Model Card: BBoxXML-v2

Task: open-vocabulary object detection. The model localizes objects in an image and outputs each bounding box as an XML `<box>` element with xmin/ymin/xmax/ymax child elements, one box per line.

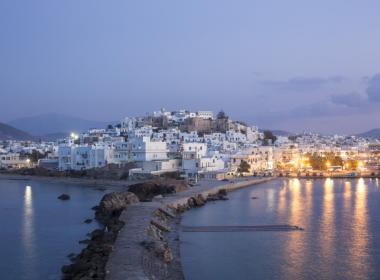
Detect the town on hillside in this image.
<box><xmin>1</xmin><ymin>109</ymin><xmax>380</xmax><ymax>179</ymax></box>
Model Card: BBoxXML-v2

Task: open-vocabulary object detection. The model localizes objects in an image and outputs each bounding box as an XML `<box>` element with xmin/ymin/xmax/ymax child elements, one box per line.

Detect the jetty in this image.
<box><xmin>182</xmin><ymin>224</ymin><xmax>304</xmax><ymax>232</ymax></box>
<box><xmin>105</xmin><ymin>177</ymin><xmax>275</xmax><ymax>280</ymax></box>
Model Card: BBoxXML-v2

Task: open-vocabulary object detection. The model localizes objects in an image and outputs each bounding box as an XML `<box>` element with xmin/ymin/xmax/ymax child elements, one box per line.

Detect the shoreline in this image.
<box><xmin>286</xmin><ymin>175</ymin><xmax>380</xmax><ymax>179</ymax></box>
<box><xmin>105</xmin><ymin>177</ymin><xmax>275</xmax><ymax>280</ymax></box>
<box><xmin>0</xmin><ymin>173</ymin><xmax>145</xmax><ymax>192</ymax></box>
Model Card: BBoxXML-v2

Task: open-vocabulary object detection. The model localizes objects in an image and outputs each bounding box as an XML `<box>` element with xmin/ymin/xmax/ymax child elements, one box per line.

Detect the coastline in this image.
<box><xmin>0</xmin><ymin>173</ymin><xmax>145</xmax><ymax>192</ymax></box>
<box><xmin>105</xmin><ymin>177</ymin><xmax>275</xmax><ymax>280</ymax></box>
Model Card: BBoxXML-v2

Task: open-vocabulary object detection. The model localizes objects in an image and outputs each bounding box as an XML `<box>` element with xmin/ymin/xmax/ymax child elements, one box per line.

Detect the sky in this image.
<box><xmin>1</xmin><ymin>0</ymin><xmax>380</xmax><ymax>134</ymax></box>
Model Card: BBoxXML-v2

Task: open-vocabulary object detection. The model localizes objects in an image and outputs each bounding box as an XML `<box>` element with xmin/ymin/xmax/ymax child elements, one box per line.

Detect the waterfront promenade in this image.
<box><xmin>105</xmin><ymin>177</ymin><xmax>274</xmax><ymax>280</ymax></box>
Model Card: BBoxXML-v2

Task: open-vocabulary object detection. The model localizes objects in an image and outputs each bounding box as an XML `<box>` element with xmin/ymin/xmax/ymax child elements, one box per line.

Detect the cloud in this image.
<box><xmin>260</xmin><ymin>76</ymin><xmax>345</xmax><ymax>91</ymax></box>
<box><xmin>330</xmin><ymin>92</ymin><xmax>368</xmax><ymax>107</ymax></box>
<box><xmin>366</xmin><ymin>73</ymin><xmax>380</xmax><ymax>102</ymax></box>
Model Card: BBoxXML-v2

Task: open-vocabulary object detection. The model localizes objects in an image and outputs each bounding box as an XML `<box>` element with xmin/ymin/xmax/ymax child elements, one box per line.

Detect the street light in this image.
<box><xmin>326</xmin><ymin>161</ymin><xmax>331</xmax><ymax>176</ymax></box>
<box><xmin>70</xmin><ymin>132</ymin><xmax>79</xmax><ymax>140</ymax></box>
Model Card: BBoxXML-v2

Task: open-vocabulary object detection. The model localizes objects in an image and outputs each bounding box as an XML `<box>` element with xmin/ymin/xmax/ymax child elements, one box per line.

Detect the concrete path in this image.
<box><xmin>106</xmin><ymin>177</ymin><xmax>275</xmax><ymax>280</ymax></box>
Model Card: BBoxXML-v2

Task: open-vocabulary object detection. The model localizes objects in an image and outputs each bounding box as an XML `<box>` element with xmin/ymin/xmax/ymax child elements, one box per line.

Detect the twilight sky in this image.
<box><xmin>1</xmin><ymin>0</ymin><xmax>380</xmax><ymax>134</ymax></box>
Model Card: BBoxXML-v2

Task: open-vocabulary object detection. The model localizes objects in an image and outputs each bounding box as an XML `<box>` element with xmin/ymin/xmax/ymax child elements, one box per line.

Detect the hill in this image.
<box><xmin>0</xmin><ymin>122</ymin><xmax>35</xmax><ymax>141</ymax></box>
<box><xmin>8</xmin><ymin>113</ymin><xmax>111</xmax><ymax>135</ymax></box>
<box><xmin>357</xmin><ymin>128</ymin><xmax>380</xmax><ymax>139</ymax></box>
<box><xmin>39</xmin><ymin>132</ymin><xmax>70</xmax><ymax>141</ymax></box>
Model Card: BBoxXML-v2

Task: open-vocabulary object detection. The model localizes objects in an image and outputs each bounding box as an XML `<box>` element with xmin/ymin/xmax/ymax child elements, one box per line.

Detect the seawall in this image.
<box><xmin>105</xmin><ymin>177</ymin><xmax>274</xmax><ymax>280</ymax></box>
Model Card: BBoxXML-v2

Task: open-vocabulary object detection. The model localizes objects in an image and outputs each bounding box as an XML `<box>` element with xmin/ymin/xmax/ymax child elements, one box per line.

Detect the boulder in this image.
<box><xmin>95</xmin><ymin>191</ymin><xmax>139</xmax><ymax>224</ymax></box>
<box><xmin>58</xmin><ymin>194</ymin><xmax>70</xmax><ymax>200</ymax></box>
<box><xmin>207</xmin><ymin>189</ymin><xmax>228</xmax><ymax>201</ymax></box>
<box><xmin>188</xmin><ymin>194</ymin><xmax>206</xmax><ymax>207</ymax></box>
<box><xmin>128</xmin><ymin>179</ymin><xmax>188</xmax><ymax>201</ymax></box>
<box><xmin>84</xmin><ymin>219</ymin><xmax>93</xmax><ymax>224</ymax></box>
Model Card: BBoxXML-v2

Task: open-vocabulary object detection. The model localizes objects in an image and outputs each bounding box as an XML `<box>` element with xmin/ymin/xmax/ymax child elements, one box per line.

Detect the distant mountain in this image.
<box><xmin>39</xmin><ymin>132</ymin><xmax>70</xmax><ymax>141</ymax></box>
<box><xmin>0</xmin><ymin>122</ymin><xmax>35</xmax><ymax>141</ymax></box>
<box><xmin>8</xmin><ymin>113</ymin><xmax>112</xmax><ymax>135</ymax></box>
<box><xmin>357</xmin><ymin>128</ymin><xmax>380</xmax><ymax>139</ymax></box>
<box><xmin>259</xmin><ymin>129</ymin><xmax>293</xmax><ymax>137</ymax></box>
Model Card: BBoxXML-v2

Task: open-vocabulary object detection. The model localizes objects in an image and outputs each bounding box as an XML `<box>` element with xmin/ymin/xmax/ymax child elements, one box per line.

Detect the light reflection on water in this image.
<box><xmin>181</xmin><ymin>179</ymin><xmax>379</xmax><ymax>280</ymax></box>
<box><xmin>350</xmin><ymin>178</ymin><xmax>370</xmax><ymax>279</ymax></box>
<box><xmin>22</xmin><ymin>186</ymin><xmax>37</xmax><ymax>275</ymax></box>
<box><xmin>0</xmin><ymin>179</ymin><xmax>103</xmax><ymax>280</ymax></box>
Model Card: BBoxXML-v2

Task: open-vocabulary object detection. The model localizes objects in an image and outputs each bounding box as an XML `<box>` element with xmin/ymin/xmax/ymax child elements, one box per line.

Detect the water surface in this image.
<box><xmin>181</xmin><ymin>178</ymin><xmax>380</xmax><ymax>280</ymax></box>
<box><xmin>0</xmin><ymin>179</ymin><xmax>104</xmax><ymax>280</ymax></box>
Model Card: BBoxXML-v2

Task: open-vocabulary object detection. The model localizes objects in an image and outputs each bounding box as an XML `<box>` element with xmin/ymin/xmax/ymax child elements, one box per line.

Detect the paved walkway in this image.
<box><xmin>106</xmin><ymin>177</ymin><xmax>275</xmax><ymax>280</ymax></box>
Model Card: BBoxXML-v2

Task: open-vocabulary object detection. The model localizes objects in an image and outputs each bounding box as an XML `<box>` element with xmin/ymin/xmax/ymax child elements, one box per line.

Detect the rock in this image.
<box><xmin>67</xmin><ymin>253</ymin><xmax>76</xmax><ymax>261</ymax></box>
<box><xmin>151</xmin><ymin>219</ymin><xmax>171</xmax><ymax>232</ymax></box>
<box><xmin>128</xmin><ymin>179</ymin><xmax>189</xmax><ymax>201</ymax></box>
<box><xmin>188</xmin><ymin>194</ymin><xmax>206</xmax><ymax>207</ymax></box>
<box><xmin>62</xmin><ymin>191</ymin><xmax>139</xmax><ymax>280</ymax></box>
<box><xmin>251</xmin><ymin>196</ymin><xmax>259</xmax><ymax>199</ymax></box>
<box><xmin>153</xmin><ymin>242</ymin><xmax>173</xmax><ymax>263</ymax></box>
<box><xmin>58</xmin><ymin>194</ymin><xmax>70</xmax><ymax>200</ymax></box>
<box><xmin>218</xmin><ymin>189</ymin><xmax>227</xmax><ymax>196</ymax></box>
<box><xmin>153</xmin><ymin>194</ymin><xmax>164</xmax><ymax>200</ymax></box>
<box><xmin>84</xmin><ymin>219</ymin><xmax>93</xmax><ymax>224</ymax></box>
<box><xmin>141</xmin><ymin>240</ymin><xmax>173</xmax><ymax>263</ymax></box>
<box><xmin>207</xmin><ymin>189</ymin><xmax>228</xmax><ymax>201</ymax></box>
<box><xmin>95</xmin><ymin>191</ymin><xmax>139</xmax><ymax>224</ymax></box>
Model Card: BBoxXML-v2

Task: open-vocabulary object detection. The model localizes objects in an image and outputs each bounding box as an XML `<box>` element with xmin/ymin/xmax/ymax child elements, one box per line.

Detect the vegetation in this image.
<box><xmin>27</xmin><ymin>150</ymin><xmax>47</xmax><ymax>163</ymax></box>
<box><xmin>238</xmin><ymin>160</ymin><xmax>251</xmax><ymax>173</ymax></box>
<box><xmin>263</xmin><ymin>130</ymin><xmax>277</xmax><ymax>145</ymax></box>
<box><xmin>288</xmin><ymin>135</ymin><xmax>299</xmax><ymax>141</ymax></box>
<box><xmin>306</xmin><ymin>152</ymin><xmax>343</xmax><ymax>170</ymax></box>
<box><xmin>217</xmin><ymin>110</ymin><xmax>228</xmax><ymax>119</ymax></box>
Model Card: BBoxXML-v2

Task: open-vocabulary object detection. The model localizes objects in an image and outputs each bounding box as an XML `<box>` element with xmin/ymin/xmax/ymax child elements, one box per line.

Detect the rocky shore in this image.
<box><xmin>61</xmin><ymin>191</ymin><xmax>139</xmax><ymax>279</ymax></box>
<box><xmin>60</xmin><ymin>178</ymin><xmax>190</xmax><ymax>280</ymax></box>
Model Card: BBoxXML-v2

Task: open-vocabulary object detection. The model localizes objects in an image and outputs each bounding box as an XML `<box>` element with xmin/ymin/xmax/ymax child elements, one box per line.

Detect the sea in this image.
<box><xmin>181</xmin><ymin>178</ymin><xmax>380</xmax><ymax>280</ymax></box>
<box><xmin>0</xmin><ymin>178</ymin><xmax>104</xmax><ymax>280</ymax></box>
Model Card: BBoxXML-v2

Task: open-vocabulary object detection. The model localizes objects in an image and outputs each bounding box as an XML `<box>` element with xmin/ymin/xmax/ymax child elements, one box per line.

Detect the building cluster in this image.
<box><xmin>1</xmin><ymin>109</ymin><xmax>380</xmax><ymax>179</ymax></box>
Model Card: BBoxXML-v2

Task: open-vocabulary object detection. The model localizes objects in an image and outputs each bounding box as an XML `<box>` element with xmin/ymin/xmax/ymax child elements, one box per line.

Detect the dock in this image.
<box><xmin>182</xmin><ymin>224</ymin><xmax>304</xmax><ymax>232</ymax></box>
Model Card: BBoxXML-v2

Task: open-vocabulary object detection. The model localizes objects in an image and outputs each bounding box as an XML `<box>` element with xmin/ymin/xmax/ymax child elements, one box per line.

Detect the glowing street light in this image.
<box><xmin>70</xmin><ymin>132</ymin><xmax>79</xmax><ymax>140</ymax></box>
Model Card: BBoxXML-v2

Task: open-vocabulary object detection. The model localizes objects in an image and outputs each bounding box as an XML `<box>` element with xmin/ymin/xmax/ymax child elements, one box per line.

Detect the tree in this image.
<box><xmin>28</xmin><ymin>150</ymin><xmax>46</xmax><ymax>163</ymax></box>
<box><xmin>238</xmin><ymin>160</ymin><xmax>251</xmax><ymax>173</ymax></box>
<box><xmin>107</xmin><ymin>124</ymin><xmax>114</xmax><ymax>129</ymax></box>
<box><xmin>217</xmin><ymin>110</ymin><xmax>228</xmax><ymax>119</ymax></box>
<box><xmin>307</xmin><ymin>152</ymin><xmax>344</xmax><ymax>170</ymax></box>
<box><xmin>263</xmin><ymin>130</ymin><xmax>277</xmax><ymax>145</ymax></box>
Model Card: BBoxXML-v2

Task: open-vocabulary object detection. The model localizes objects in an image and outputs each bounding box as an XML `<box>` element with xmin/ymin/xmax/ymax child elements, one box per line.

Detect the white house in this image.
<box><xmin>0</xmin><ymin>153</ymin><xmax>31</xmax><ymax>169</ymax></box>
<box><xmin>196</xmin><ymin>111</ymin><xmax>214</xmax><ymax>119</ymax></box>
<box><xmin>58</xmin><ymin>145</ymin><xmax>107</xmax><ymax>171</ymax></box>
<box><xmin>129</xmin><ymin>137</ymin><xmax>168</xmax><ymax>162</ymax></box>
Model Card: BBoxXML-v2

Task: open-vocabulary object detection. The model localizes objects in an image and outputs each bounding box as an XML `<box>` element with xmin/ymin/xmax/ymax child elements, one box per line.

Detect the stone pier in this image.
<box><xmin>105</xmin><ymin>177</ymin><xmax>274</xmax><ymax>280</ymax></box>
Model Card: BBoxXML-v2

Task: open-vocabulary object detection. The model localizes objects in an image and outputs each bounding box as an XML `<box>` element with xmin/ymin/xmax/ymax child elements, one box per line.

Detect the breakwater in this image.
<box><xmin>182</xmin><ymin>225</ymin><xmax>304</xmax><ymax>232</ymax></box>
<box><xmin>105</xmin><ymin>177</ymin><xmax>274</xmax><ymax>280</ymax></box>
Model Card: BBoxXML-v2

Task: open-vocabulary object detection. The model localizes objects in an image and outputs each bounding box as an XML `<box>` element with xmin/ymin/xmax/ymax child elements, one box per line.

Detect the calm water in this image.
<box><xmin>0</xmin><ymin>179</ymin><xmax>104</xmax><ymax>280</ymax></box>
<box><xmin>181</xmin><ymin>178</ymin><xmax>380</xmax><ymax>280</ymax></box>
